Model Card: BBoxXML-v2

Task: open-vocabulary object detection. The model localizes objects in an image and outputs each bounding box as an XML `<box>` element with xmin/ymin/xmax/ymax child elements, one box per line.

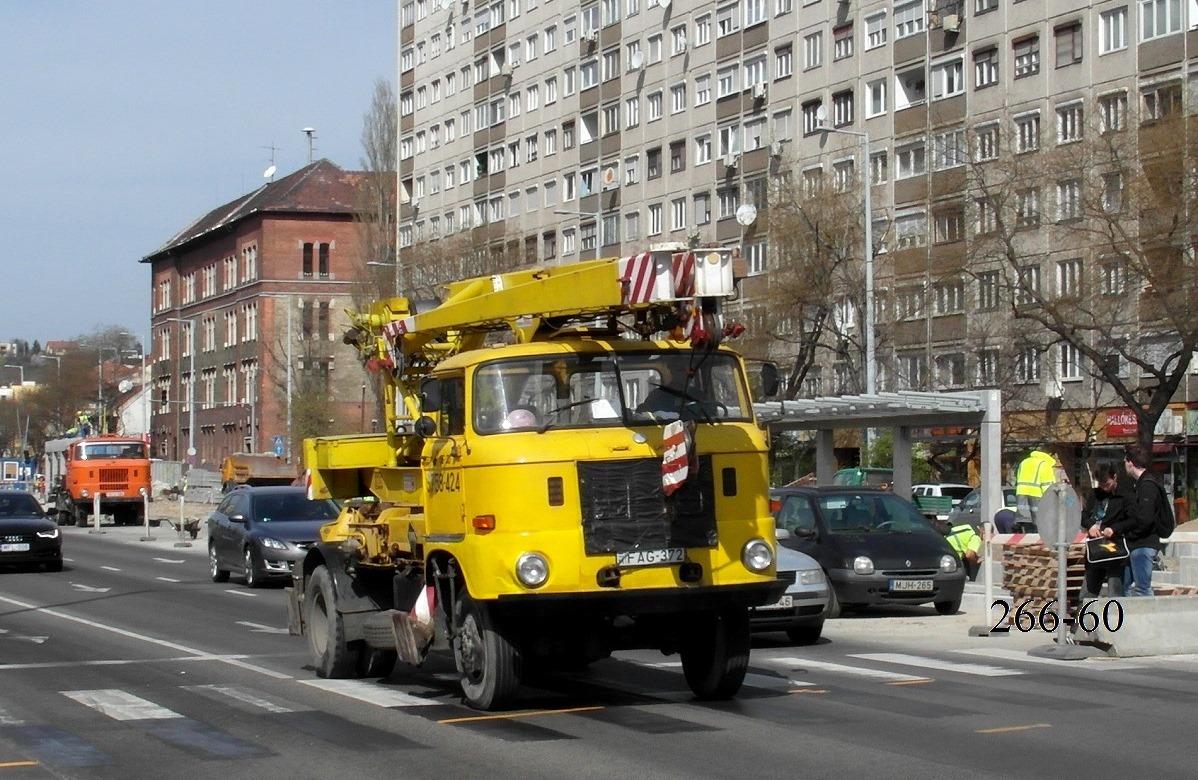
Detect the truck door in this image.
<box><xmin>421</xmin><ymin>376</ymin><xmax>467</xmax><ymax>539</ymax></box>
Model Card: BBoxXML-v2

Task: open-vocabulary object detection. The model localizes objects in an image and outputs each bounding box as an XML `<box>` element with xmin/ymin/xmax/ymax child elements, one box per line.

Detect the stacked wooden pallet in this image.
<box><xmin>1001</xmin><ymin>543</ymin><xmax>1086</xmax><ymax>612</ymax></box>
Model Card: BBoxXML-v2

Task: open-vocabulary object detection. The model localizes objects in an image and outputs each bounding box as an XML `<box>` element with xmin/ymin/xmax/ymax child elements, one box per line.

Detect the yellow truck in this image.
<box><xmin>284</xmin><ymin>244</ymin><xmax>783</xmax><ymax>709</ymax></box>
<box><xmin>219</xmin><ymin>453</ymin><xmax>297</xmax><ymax>493</ymax></box>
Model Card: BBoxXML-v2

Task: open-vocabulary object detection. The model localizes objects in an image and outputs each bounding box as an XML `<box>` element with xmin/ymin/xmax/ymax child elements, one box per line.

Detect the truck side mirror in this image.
<box><xmin>760</xmin><ymin>362</ymin><xmax>780</xmax><ymax>398</ymax></box>
<box><xmin>414</xmin><ymin>416</ymin><xmax>438</xmax><ymax>438</ymax></box>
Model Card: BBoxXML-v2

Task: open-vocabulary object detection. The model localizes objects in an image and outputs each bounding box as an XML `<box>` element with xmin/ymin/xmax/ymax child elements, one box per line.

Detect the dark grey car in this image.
<box><xmin>207</xmin><ymin>486</ymin><xmax>339</xmax><ymax>588</ymax></box>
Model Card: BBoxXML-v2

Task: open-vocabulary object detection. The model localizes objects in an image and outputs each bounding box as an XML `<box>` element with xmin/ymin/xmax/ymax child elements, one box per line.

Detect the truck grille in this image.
<box><xmin>98</xmin><ymin>468</ymin><xmax>130</xmax><ymax>491</ymax></box>
<box><xmin>577</xmin><ymin>457</ymin><xmax>717</xmax><ymax>555</ymax></box>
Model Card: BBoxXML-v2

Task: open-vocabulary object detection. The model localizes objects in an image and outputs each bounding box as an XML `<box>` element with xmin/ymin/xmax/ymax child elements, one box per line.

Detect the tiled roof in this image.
<box><xmin>142</xmin><ymin>159</ymin><xmax>366</xmax><ymax>262</ymax></box>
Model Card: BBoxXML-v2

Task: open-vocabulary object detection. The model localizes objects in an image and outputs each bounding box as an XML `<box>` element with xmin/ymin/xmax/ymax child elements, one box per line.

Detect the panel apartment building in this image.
<box><xmin>400</xmin><ymin>0</ymin><xmax>1198</xmax><ymax>492</ymax></box>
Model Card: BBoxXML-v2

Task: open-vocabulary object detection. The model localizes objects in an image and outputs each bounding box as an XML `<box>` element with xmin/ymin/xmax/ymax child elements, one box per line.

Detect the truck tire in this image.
<box><xmin>305</xmin><ymin>566</ymin><xmax>358</xmax><ymax>678</ymax></box>
<box><xmin>74</xmin><ymin>505</ymin><xmax>89</xmax><ymax>528</ymax></box>
<box><xmin>679</xmin><ymin>607</ymin><xmax>750</xmax><ymax>701</ymax></box>
<box><xmin>453</xmin><ymin>591</ymin><xmax>521</xmax><ymax>710</ymax></box>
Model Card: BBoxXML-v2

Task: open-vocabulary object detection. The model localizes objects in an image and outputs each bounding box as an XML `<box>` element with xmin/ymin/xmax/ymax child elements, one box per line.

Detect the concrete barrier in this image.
<box><xmin>1077</xmin><ymin>595</ymin><xmax>1198</xmax><ymax>657</ymax></box>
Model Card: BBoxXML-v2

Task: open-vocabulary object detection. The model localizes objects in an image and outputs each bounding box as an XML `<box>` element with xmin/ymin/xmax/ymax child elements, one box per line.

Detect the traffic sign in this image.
<box><xmin>273</xmin><ymin>436</ymin><xmax>285</xmax><ymax>456</ymax></box>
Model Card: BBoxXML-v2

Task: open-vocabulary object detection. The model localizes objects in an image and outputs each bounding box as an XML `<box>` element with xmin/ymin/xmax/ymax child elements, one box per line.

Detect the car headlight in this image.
<box><xmin>259</xmin><ymin>537</ymin><xmax>287</xmax><ymax>550</ymax></box>
<box><xmin>36</xmin><ymin>528</ymin><xmax>60</xmax><ymax>539</ymax></box>
<box><xmin>741</xmin><ymin>538</ymin><xmax>773</xmax><ymax>572</ymax></box>
<box><xmin>515</xmin><ymin>552</ymin><xmax>549</xmax><ymax>588</ymax></box>
<box><xmin>853</xmin><ymin>556</ymin><xmax>875</xmax><ymax>575</ymax></box>
<box><xmin>940</xmin><ymin>554</ymin><xmax>959</xmax><ymax>573</ymax></box>
<box><xmin>798</xmin><ymin>568</ymin><xmax>825</xmax><ymax>586</ymax></box>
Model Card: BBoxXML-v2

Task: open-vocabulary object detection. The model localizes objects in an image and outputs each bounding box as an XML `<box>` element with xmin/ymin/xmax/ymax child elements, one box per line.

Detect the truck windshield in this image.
<box><xmin>472</xmin><ymin>351</ymin><xmax>751</xmax><ymax>434</ymax></box>
<box><xmin>76</xmin><ymin>443</ymin><xmax>148</xmax><ymax>460</ymax></box>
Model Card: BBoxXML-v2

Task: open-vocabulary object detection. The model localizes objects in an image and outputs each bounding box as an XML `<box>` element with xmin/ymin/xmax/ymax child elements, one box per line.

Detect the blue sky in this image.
<box><xmin>1</xmin><ymin>1</ymin><xmax>395</xmax><ymax>344</ymax></box>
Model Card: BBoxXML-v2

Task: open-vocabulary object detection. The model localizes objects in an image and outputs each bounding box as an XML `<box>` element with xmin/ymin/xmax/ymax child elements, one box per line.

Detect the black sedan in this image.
<box><xmin>0</xmin><ymin>491</ymin><xmax>63</xmax><ymax>572</ymax></box>
<box><xmin>771</xmin><ymin>486</ymin><xmax>966</xmax><ymax>617</ymax></box>
<box><xmin>207</xmin><ymin>485</ymin><xmax>340</xmax><ymax>588</ymax></box>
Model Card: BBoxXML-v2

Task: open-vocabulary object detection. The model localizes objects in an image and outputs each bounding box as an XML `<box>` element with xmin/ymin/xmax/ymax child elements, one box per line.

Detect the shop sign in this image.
<box><xmin>1105</xmin><ymin>408</ymin><xmax>1138</xmax><ymax>438</ymax></box>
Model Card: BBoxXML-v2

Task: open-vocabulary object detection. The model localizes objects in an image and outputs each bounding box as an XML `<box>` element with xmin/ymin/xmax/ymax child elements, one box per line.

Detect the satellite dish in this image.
<box><xmin>263</xmin><ymin>164</ymin><xmax>277</xmax><ymax>179</ymax></box>
<box><xmin>814</xmin><ymin>104</ymin><xmax>828</xmax><ymax>126</ymax></box>
<box><xmin>735</xmin><ymin>204</ymin><xmax>758</xmax><ymax>227</ymax></box>
<box><xmin>118</xmin><ymin>379</ymin><xmax>134</xmax><ymax>394</ymax></box>
<box><xmin>660</xmin><ymin>0</ymin><xmax>671</xmax><ymax>9</ymax></box>
<box><xmin>630</xmin><ymin>50</ymin><xmax>644</xmax><ymax>70</ymax></box>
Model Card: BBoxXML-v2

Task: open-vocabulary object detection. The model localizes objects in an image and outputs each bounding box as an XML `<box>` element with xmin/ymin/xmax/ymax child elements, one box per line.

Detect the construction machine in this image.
<box><xmin>284</xmin><ymin>244</ymin><xmax>783</xmax><ymax>709</ymax></box>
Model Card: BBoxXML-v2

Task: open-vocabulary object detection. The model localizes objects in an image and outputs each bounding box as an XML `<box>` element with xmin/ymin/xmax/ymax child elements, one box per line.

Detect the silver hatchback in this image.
<box><xmin>750</xmin><ymin>544</ymin><xmax>829</xmax><ymax>644</ymax></box>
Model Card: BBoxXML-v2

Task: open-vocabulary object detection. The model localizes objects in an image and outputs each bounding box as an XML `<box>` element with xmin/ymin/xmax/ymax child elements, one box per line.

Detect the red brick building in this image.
<box><xmin>142</xmin><ymin>160</ymin><xmax>373</xmax><ymax>469</ymax></box>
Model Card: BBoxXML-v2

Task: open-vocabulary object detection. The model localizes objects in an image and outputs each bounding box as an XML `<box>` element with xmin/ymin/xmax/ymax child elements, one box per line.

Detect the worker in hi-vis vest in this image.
<box><xmin>945</xmin><ymin>522</ymin><xmax>982</xmax><ymax>581</ymax></box>
<box><xmin>1015</xmin><ymin>448</ymin><xmax>1060</xmax><ymax>528</ymax></box>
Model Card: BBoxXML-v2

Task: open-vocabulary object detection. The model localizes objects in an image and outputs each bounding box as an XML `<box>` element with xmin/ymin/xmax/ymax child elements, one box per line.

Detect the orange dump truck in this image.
<box><xmin>42</xmin><ymin>435</ymin><xmax>152</xmax><ymax>526</ymax></box>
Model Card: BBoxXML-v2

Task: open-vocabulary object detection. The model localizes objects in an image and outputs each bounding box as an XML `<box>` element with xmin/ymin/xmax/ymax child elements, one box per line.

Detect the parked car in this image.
<box><xmin>832</xmin><ymin>468</ymin><xmax>893</xmax><ymax>488</ymax></box>
<box><xmin>944</xmin><ymin>486</ymin><xmax>1020</xmax><ymax>530</ymax></box>
<box><xmin>750</xmin><ymin>545</ymin><xmax>828</xmax><ymax>644</ymax></box>
<box><xmin>207</xmin><ymin>485</ymin><xmax>340</xmax><ymax>587</ymax></box>
<box><xmin>911</xmin><ymin>483</ymin><xmax>975</xmax><ymax>520</ymax></box>
<box><xmin>770</xmin><ymin>486</ymin><xmax>966</xmax><ymax>617</ymax></box>
<box><xmin>0</xmin><ymin>491</ymin><xmax>62</xmax><ymax>572</ymax></box>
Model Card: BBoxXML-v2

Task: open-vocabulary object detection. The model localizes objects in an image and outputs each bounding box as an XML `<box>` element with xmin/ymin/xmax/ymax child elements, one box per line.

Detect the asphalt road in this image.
<box><xmin>1</xmin><ymin>524</ymin><xmax>1196</xmax><ymax>779</ymax></box>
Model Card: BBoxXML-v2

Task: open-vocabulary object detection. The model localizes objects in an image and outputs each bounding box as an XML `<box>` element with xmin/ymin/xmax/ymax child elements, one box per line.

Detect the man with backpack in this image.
<box><xmin>1122</xmin><ymin>443</ymin><xmax>1176</xmax><ymax>597</ymax></box>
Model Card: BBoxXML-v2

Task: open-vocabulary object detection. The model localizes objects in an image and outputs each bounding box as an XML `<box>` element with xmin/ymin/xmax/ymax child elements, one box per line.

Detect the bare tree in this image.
<box><xmin>966</xmin><ymin>103</ymin><xmax>1198</xmax><ymax>450</ymax></box>
<box><xmin>353</xmin><ymin>78</ymin><xmax>399</xmax><ymax>309</ymax></box>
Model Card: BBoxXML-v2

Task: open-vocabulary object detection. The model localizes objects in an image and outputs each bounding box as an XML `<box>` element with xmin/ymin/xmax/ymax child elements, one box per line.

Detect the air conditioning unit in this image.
<box><xmin>582</xmin><ymin>30</ymin><xmax>598</xmax><ymax>43</ymax></box>
<box><xmin>769</xmin><ymin>141</ymin><xmax>784</xmax><ymax>158</ymax></box>
<box><xmin>752</xmin><ymin>83</ymin><xmax>767</xmax><ymax>100</ymax></box>
<box><xmin>722</xmin><ymin>153</ymin><xmax>740</xmax><ymax>169</ymax></box>
<box><xmin>942</xmin><ymin>13</ymin><xmax>960</xmax><ymax>32</ymax></box>
<box><xmin>499</xmin><ymin>63</ymin><xmax>514</xmax><ymax>78</ymax></box>
<box><xmin>411</xmin><ymin>198</ymin><xmax>421</xmax><ymax>211</ymax></box>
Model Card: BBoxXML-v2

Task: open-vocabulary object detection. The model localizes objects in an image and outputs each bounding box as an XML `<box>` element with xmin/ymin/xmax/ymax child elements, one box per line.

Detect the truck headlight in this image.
<box><xmin>741</xmin><ymin>538</ymin><xmax>773</xmax><ymax>572</ymax></box>
<box><xmin>515</xmin><ymin>552</ymin><xmax>549</xmax><ymax>588</ymax></box>
<box><xmin>940</xmin><ymin>554</ymin><xmax>959</xmax><ymax>573</ymax></box>
<box><xmin>853</xmin><ymin>556</ymin><xmax>875</xmax><ymax>575</ymax></box>
<box><xmin>81</xmin><ymin>489</ymin><xmax>90</xmax><ymax>498</ymax></box>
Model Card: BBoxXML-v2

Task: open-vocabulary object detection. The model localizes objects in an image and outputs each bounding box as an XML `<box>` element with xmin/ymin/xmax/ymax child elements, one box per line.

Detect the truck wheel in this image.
<box><xmin>679</xmin><ymin>607</ymin><xmax>750</xmax><ymax>701</ymax></box>
<box><xmin>74</xmin><ymin>506</ymin><xmax>89</xmax><ymax>528</ymax></box>
<box><xmin>305</xmin><ymin>566</ymin><xmax>358</xmax><ymax>678</ymax></box>
<box><xmin>209</xmin><ymin>544</ymin><xmax>229</xmax><ymax>583</ymax></box>
<box><xmin>453</xmin><ymin>591</ymin><xmax>521</xmax><ymax>710</ymax></box>
<box><xmin>356</xmin><ymin>649</ymin><xmax>397</xmax><ymax>679</ymax></box>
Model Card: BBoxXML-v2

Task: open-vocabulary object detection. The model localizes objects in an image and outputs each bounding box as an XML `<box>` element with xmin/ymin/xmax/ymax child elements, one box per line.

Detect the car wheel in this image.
<box><xmin>209</xmin><ymin>544</ymin><xmax>229</xmax><ymax>583</ymax></box>
<box><xmin>785</xmin><ymin>622</ymin><xmax>823</xmax><ymax>645</ymax></box>
<box><xmin>935</xmin><ymin>598</ymin><xmax>961</xmax><ymax>615</ymax></box>
<box><xmin>825</xmin><ymin>586</ymin><xmax>842</xmax><ymax>619</ymax></box>
<box><xmin>243</xmin><ymin>546</ymin><xmax>266</xmax><ymax>588</ymax></box>
<box><xmin>305</xmin><ymin>565</ymin><xmax>358</xmax><ymax>679</ymax></box>
<box><xmin>453</xmin><ymin>590</ymin><xmax>522</xmax><ymax>711</ymax></box>
<box><xmin>679</xmin><ymin>607</ymin><xmax>750</xmax><ymax>701</ymax></box>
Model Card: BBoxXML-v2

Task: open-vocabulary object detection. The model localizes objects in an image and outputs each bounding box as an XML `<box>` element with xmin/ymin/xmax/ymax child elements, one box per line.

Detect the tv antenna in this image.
<box><xmin>303</xmin><ymin>127</ymin><xmax>317</xmax><ymax>163</ymax></box>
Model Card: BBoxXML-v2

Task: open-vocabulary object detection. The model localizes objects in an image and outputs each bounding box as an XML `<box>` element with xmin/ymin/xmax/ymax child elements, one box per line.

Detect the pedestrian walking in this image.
<box><xmin>1122</xmin><ymin>443</ymin><xmax>1172</xmax><ymax>597</ymax></box>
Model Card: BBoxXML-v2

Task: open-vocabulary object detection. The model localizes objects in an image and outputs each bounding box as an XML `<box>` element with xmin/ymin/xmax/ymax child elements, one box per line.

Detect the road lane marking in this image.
<box><xmin>745</xmin><ymin>672</ymin><xmax>816</xmax><ymax>689</ymax></box>
<box><xmin>156</xmin><ymin>577</ymin><xmax>181</xmax><ymax>583</ymax></box>
<box><xmin>299</xmin><ymin>679</ymin><xmax>442</xmax><ymax>707</ymax></box>
<box><xmin>0</xmin><ymin>705</ymin><xmax>22</xmax><ymax>725</ymax></box>
<box><xmin>152</xmin><ymin>558</ymin><xmax>185</xmax><ymax>564</ymax></box>
<box><xmin>184</xmin><ymin>684</ymin><xmax>300</xmax><ymax>714</ymax></box>
<box><xmin>0</xmin><ymin>761</ymin><xmax>39</xmax><ymax>768</ymax></box>
<box><xmin>100</xmin><ymin>566</ymin><xmax>121</xmax><ymax>572</ymax></box>
<box><xmin>224</xmin><ymin>590</ymin><xmax>258</xmax><ymax>597</ymax></box>
<box><xmin>0</xmin><ymin>655</ymin><xmax>255</xmax><ymax>671</ymax></box>
<box><xmin>63</xmin><ymin>690</ymin><xmax>180</xmax><ymax>721</ymax></box>
<box><xmin>0</xmin><ymin>595</ymin><xmax>291</xmax><ymax>680</ymax></box>
<box><xmin>787</xmin><ymin>688</ymin><xmax>828</xmax><ymax>695</ymax></box>
<box><xmin>236</xmin><ymin>621</ymin><xmax>289</xmax><ymax>634</ymax></box>
<box><xmin>853</xmin><ymin>653</ymin><xmax>1023</xmax><ymax>677</ymax></box>
<box><xmin>69</xmin><ymin>583</ymin><xmax>111</xmax><ymax>593</ymax></box>
<box><xmin>770</xmin><ymin>657</ymin><xmax>932</xmax><ymax>683</ymax></box>
<box><xmin>886</xmin><ymin>679</ymin><xmax>935</xmax><ymax>686</ymax></box>
<box><xmin>439</xmin><ymin>705</ymin><xmax>604</xmax><ymax>724</ymax></box>
<box><xmin>977</xmin><ymin>723</ymin><xmax>1052</xmax><ymax>734</ymax></box>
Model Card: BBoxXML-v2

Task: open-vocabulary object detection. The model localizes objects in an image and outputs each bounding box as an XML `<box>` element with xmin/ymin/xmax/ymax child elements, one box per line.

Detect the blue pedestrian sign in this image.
<box><xmin>273</xmin><ymin>436</ymin><xmax>285</xmax><ymax>456</ymax></box>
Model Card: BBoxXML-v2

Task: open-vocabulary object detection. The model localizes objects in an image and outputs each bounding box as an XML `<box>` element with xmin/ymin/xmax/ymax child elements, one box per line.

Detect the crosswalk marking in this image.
<box><xmin>852</xmin><ymin>653</ymin><xmax>1023</xmax><ymax>677</ymax></box>
<box><xmin>63</xmin><ymin>690</ymin><xmax>180</xmax><ymax>720</ymax></box>
<box><xmin>768</xmin><ymin>656</ymin><xmax>931</xmax><ymax>683</ymax></box>
<box><xmin>954</xmin><ymin>648</ymin><xmax>1145</xmax><ymax>670</ymax></box>
<box><xmin>0</xmin><ymin>704</ymin><xmax>23</xmax><ymax>726</ymax></box>
<box><xmin>184</xmin><ymin>684</ymin><xmax>300</xmax><ymax>714</ymax></box>
<box><xmin>299</xmin><ymin>679</ymin><xmax>442</xmax><ymax>707</ymax></box>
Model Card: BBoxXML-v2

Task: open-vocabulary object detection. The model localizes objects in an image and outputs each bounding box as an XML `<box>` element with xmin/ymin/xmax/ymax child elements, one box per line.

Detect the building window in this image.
<box><xmin>1100</xmin><ymin>7</ymin><xmax>1128</xmax><ymax>53</ymax></box>
<box><xmin>894</xmin><ymin>1</ymin><xmax>924</xmax><ymax>39</ymax></box>
<box><xmin>832</xmin><ymin>158</ymin><xmax>855</xmax><ymax>193</ymax></box>
<box><xmin>1014</xmin><ymin>36</ymin><xmax>1040</xmax><ymax>78</ymax></box>
<box><xmin>718</xmin><ymin>186</ymin><xmax>740</xmax><ymax>218</ymax></box>
<box><xmin>670</xmin><ymin>140</ymin><xmax>686</xmax><ymax>173</ymax></box>
<box><xmin>1056</xmin><ymin>257</ymin><xmax>1082</xmax><ymax>298</ymax></box>
<box><xmin>696</xmin><ymin>74</ymin><xmax>712</xmax><ymax>105</ymax></box>
<box><xmin>717</xmin><ymin>2</ymin><xmax>740</xmax><ymax>36</ymax></box>
<box><xmin>833</xmin><ymin>25</ymin><xmax>853</xmax><ymax>60</ymax></box>
<box><xmin>870</xmin><ymin>150</ymin><xmax>888</xmax><ymax>185</ymax></box>
<box><xmin>623</xmin><ymin>212</ymin><xmax>640</xmax><ymax>241</ymax></box>
<box><xmin>1099</xmin><ymin>91</ymin><xmax>1128</xmax><ymax>132</ymax></box>
<box><xmin>746</xmin><ymin>240</ymin><xmax>767</xmax><ymax>275</ymax></box>
<box><xmin>1016</xmin><ymin>188</ymin><xmax>1041</xmax><ymax>228</ymax></box>
<box><xmin>895</xmin><ymin>140</ymin><xmax>926</xmax><ymax>179</ymax></box>
<box><xmin>935</xmin><ymin>353</ymin><xmax>966</xmax><ymax>389</ymax></box>
<box><xmin>931</xmin><ymin>58</ymin><xmax>963</xmax><ymax>100</ymax></box>
<box><xmin>695</xmin><ymin>134</ymin><xmax>712</xmax><ymax>165</ymax></box>
<box><xmin>1102</xmin><ymin>172</ymin><xmax>1124</xmax><ymax>213</ymax></box>
<box><xmin>975</xmin><ymin>0</ymin><xmax>997</xmax><ymax>13</ymax></box>
<box><xmin>866</xmin><ymin>78</ymin><xmax>886</xmax><ymax>117</ymax></box>
<box><xmin>978</xmin><ymin>270</ymin><xmax>1001</xmax><ymax>310</ymax></box>
<box><xmin>671</xmin><ymin>83</ymin><xmax>687</xmax><ymax>113</ymax></box>
<box><xmin>1101</xmin><ymin>257</ymin><xmax>1127</xmax><ymax>295</ymax></box>
<box><xmin>974</xmin><ymin>122</ymin><xmax>999</xmax><ymax>161</ymax></box>
<box><xmin>647</xmin><ymin>146</ymin><xmax>662</xmax><ymax>178</ymax></box>
<box><xmin>671</xmin><ymin>198</ymin><xmax>687</xmax><ymax>231</ymax></box>
<box><xmin>1057</xmin><ymin>102</ymin><xmax>1083</xmax><ymax>143</ymax></box>
<box><xmin>648</xmin><ymin>90</ymin><xmax>663</xmax><ymax>121</ymax></box>
<box><xmin>803</xmin><ymin>31</ymin><xmax>821</xmax><ymax>69</ymax></box>
<box><xmin>975</xmin><ymin>197</ymin><xmax>997</xmax><ymax>235</ymax></box>
<box><xmin>648</xmin><ymin>202</ymin><xmax>663</xmax><ymax>234</ymax></box>
<box><xmin>1142</xmin><ymin>81</ymin><xmax>1182</xmax><ymax>123</ymax></box>
<box><xmin>832</xmin><ymin>90</ymin><xmax>854</xmax><ymax>126</ymax></box>
<box><xmin>694</xmin><ymin>192</ymin><xmax>712</xmax><ymax>224</ymax></box>
<box><xmin>1017</xmin><ymin>264</ymin><xmax>1042</xmax><ymax>304</ymax></box>
<box><xmin>978</xmin><ymin>348</ymin><xmax>1000</xmax><ymax>386</ymax></box>
<box><xmin>899</xmin><ymin>354</ymin><xmax>927</xmax><ymax>390</ymax></box>
<box><xmin>695</xmin><ymin>14</ymin><xmax>712</xmax><ymax>45</ymax></box>
<box><xmin>1056</xmin><ymin>179</ymin><xmax>1083</xmax><ymax>221</ymax></box>
<box><xmin>933</xmin><ymin>210</ymin><xmax>964</xmax><ymax>244</ymax></box>
<box><xmin>932</xmin><ymin>128</ymin><xmax>966</xmax><ymax>170</ymax></box>
<box><xmin>1015</xmin><ymin>347</ymin><xmax>1041</xmax><ymax>384</ymax></box>
<box><xmin>865</xmin><ymin>12</ymin><xmax>887</xmax><ymax>49</ymax></box>
<box><xmin>1059</xmin><ymin>343</ymin><xmax>1081</xmax><ymax>380</ymax></box>
<box><xmin>974</xmin><ymin>47</ymin><xmax>998</xmax><ymax>88</ymax></box>
<box><xmin>1141</xmin><ymin>0</ymin><xmax>1181</xmax><ymax>40</ymax></box>
<box><xmin>895</xmin><ymin>211</ymin><xmax>927</xmax><ymax>248</ymax></box>
<box><xmin>1015</xmin><ymin>112</ymin><xmax>1040</xmax><ymax>153</ymax></box>
<box><xmin>1054</xmin><ymin>22</ymin><xmax>1083</xmax><ymax>68</ymax></box>
<box><xmin>802</xmin><ymin>100</ymin><xmax>823</xmax><ymax>135</ymax></box>
<box><xmin>775</xmin><ymin>45</ymin><xmax>793</xmax><ymax>78</ymax></box>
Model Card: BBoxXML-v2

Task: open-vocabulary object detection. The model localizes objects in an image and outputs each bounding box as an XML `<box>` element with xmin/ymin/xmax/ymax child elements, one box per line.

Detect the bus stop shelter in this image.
<box><xmin>754</xmin><ymin>389</ymin><xmax>1003</xmax><ymax>526</ymax></box>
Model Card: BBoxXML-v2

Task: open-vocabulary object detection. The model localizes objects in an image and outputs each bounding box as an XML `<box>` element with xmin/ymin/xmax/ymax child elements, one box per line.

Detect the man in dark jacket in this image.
<box><xmin>1122</xmin><ymin>443</ymin><xmax>1164</xmax><ymax>597</ymax></box>
<box><xmin>1079</xmin><ymin>464</ymin><xmax>1131</xmax><ymax>601</ymax></box>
